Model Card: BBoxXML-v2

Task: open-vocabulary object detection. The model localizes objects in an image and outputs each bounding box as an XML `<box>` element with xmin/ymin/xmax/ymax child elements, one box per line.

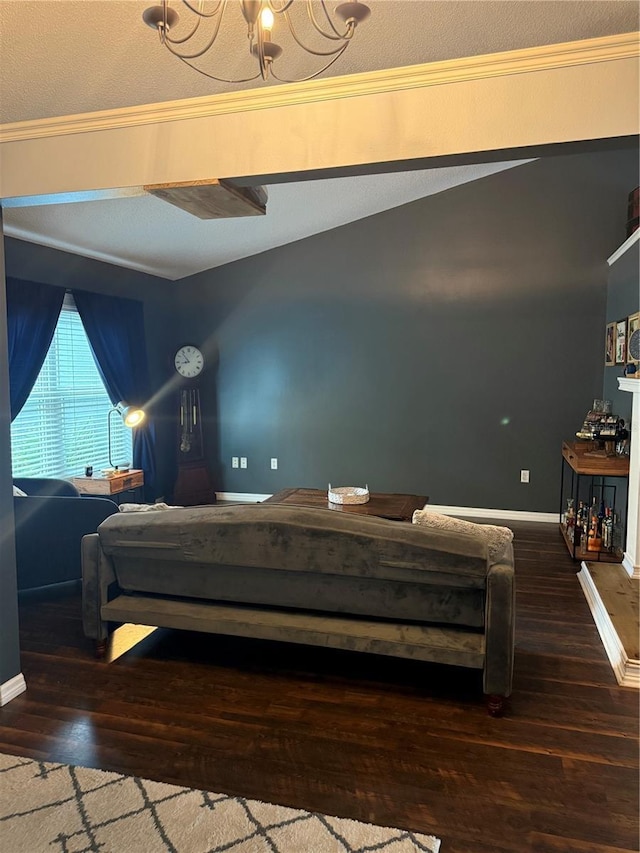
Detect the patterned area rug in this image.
<box><xmin>0</xmin><ymin>752</ymin><xmax>441</xmax><ymax>852</ymax></box>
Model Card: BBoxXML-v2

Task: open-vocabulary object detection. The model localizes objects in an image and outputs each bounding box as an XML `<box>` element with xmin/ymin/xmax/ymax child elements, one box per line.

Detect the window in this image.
<box><xmin>11</xmin><ymin>294</ymin><xmax>132</xmax><ymax>478</ymax></box>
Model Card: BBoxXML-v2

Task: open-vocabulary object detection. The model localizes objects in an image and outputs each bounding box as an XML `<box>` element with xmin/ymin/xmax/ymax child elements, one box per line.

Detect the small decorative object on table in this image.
<box><xmin>327</xmin><ymin>484</ymin><xmax>370</xmax><ymax>505</ymax></box>
<box><xmin>575</xmin><ymin>400</ymin><xmax>627</xmax><ymax>456</ymax></box>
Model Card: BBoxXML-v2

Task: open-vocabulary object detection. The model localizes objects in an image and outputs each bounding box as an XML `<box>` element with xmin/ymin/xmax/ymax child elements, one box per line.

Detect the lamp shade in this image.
<box><xmin>120</xmin><ymin>404</ymin><xmax>146</xmax><ymax>428</ymax></box>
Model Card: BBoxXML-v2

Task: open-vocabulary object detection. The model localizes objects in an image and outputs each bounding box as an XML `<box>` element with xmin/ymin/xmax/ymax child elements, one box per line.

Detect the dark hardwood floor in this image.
<box><xmin>1</xmin><ymin>520</ymin><xmax>638</xmax><ymax>852</ymax></box>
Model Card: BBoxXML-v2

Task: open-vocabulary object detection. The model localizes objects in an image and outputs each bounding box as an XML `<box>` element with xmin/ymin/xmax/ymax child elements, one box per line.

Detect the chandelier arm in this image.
<box><xmin>309</xmin><ymin>1</ymin><xmax>350</xmax><ymax>40</ymax></box>
<box><xmin>256</xmin><ymin>22</ymin><xmax>269</xmax><ymax>81</ymax></box>
<box><xmin>269</xmin><ymin>41</ymin><xmax>350</xmax><ymax>82</ymax></box>
<box><xmin>164</xmin><ymin>0</ymin><xmax>228</xmax><ymax>47</ymax></box>
<box><xmin>283</xmin><ymin>8</ymin><xmax>353</xmax><ymax>56</ymax></box>
<box><xmin>176</xmin><ymin>55</ymin><xmax>262</xmax><ymax>84</ymax></box>
<box><xmin>269</xmin><ymin>0</ymin><xmax>295</xmax><ymax>12</ymax></box>
<box><xmin>164</xmin><ymin>27</ymin><xmax>223</xmax><ymax>58</ymax></box>
<box><xmin>163</xmin><ymin>16</ymin><xmax>205</xmax><ymax>47</ymax></box>
<box><xmin>181</xmin><ymin>0</ymin><xmax>225</xmax><ymax>18</ymax></box>
<box><xmin>163</xmin><ymin>5</ymin><xmax>228</xmax><ymax>57</ymax></box>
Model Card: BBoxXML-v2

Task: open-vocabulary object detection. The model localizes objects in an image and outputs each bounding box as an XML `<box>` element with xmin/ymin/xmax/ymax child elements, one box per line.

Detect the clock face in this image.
<box><xmin>629</xmin><ymin>328</ymin><xmax>640</xmax><ymax>363</ymax></box>
<box><xmin>174</xmin><ymin>345</ymin><xmax>204</xmax><ymax>379</ymax></box>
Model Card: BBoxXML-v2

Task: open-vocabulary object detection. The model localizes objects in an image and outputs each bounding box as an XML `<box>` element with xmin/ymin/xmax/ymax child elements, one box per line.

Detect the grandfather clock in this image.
<box><xmin>172</xmin><ymin>344</ymin><xmax>216</xmax><ymax>506</ymax></box>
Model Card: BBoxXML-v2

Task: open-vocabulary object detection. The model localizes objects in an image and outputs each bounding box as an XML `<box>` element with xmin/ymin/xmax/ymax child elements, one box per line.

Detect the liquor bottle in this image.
<box><xmin>611</xmin><ymin>511</ymin><xmax>623</xmax><ymax>553</ymax></box>
<box><xmin>602</xmin><ymin>508</ymin><xmax>613</xmax><ymax>551</ymax></box>
<box><xmin>574</xmin><ymin>501</ymin><xmax>585</xmax><ymax>549</ymax></box>
<box><xmin>597</xmin><ymin>497</ymin><xmax>605</xmax><ymax>535</ymax></box>
<box><xmin>587</xmin><ymin>515</ymin><xmax>602</xmax><ymax>551</ymax></box>
<box><xmin>564</xmin><ymin>499</ymin><xmax>575</xmax><ymax>533</ymax></box>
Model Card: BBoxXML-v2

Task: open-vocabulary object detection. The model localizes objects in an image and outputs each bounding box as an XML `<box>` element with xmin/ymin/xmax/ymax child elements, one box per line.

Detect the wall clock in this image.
<box><xmin>174</xmin><ymin>344</ymin><xmax>204</xmax><ymax>379</ymax></box>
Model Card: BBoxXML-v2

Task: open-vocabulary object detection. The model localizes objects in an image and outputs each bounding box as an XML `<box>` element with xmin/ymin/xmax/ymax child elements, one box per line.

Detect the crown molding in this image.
<box><xmin>3</xmin><ymin>223</ymin><xmax>176</xmax><ymax>280</ymax></box>
<box><xmin>1</xmin><ymin>32</ymin><xmax>638</xmax><ymax>144</ymax></box>
<box><xmin>607</xmin><ymin>228</ymin><xmax>639</xmax><ymax>265</ymax></box>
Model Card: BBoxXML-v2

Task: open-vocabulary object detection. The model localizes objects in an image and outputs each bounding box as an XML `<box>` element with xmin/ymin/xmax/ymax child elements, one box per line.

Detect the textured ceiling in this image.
<box><xmin>1</xmin><ymin>1</ymin><xmax>638</xmax><ymax>279</ymax></box>
<box><xmin>1</xmin><ymin>1</ymin><xmax>638</xmax><ymax>123</ymax></box>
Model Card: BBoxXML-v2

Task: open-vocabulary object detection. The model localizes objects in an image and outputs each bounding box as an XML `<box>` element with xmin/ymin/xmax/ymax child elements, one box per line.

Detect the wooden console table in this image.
<box><xmin>265</xmin><ymin>488</ymin><xmax>428</xmax><ymax>522</ymax></box>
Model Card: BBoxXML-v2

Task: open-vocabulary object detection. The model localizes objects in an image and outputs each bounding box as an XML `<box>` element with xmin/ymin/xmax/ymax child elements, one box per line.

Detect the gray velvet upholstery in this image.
<box><xmin>82</xmin><ymin>503</ymin><xmax>515</xmax><ymax>699</ymax></box>
<box><xmin>14</xmin><ymin>477</ymin><xmax>119</xmax><ymax>590</ymax></box>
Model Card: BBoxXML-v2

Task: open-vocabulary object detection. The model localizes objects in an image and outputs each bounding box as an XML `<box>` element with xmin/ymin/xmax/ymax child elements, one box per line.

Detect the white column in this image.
<box><xmin>618</xmin><ymin>377</ymin><xmax>640</xmax><ymax>578</ymax></box>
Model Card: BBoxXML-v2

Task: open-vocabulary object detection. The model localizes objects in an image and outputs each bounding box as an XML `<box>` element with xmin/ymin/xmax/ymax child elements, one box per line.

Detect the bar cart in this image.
<box><xmin>559</xmin><ymin>441</ymin><xmax>629</xmax><ymax>563</ymax></box>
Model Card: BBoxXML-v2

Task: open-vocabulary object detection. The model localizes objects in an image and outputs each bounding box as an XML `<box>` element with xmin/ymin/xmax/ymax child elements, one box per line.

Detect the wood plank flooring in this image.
<box><xmin>0</xmin><ymin>520</ymin><xmax>638</xmax><ymax>853</ymax></box>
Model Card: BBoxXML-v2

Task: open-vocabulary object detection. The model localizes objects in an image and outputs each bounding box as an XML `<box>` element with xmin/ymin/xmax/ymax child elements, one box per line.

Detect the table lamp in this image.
<box><xmin>108</xmin><ymin>401</ymin><xmax>146</xmax><ymax>470</ymax></box>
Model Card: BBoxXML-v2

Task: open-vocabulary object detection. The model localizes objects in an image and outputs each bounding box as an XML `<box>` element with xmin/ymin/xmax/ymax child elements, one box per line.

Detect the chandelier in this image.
<box><xmin>142</xmin><ymin>1</ymin><xmax>371</xmax><ymax>84</ymax></box>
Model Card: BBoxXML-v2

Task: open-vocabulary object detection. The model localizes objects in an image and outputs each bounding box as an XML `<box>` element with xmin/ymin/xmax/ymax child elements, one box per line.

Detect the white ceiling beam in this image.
<box><xmin>0</xmin><ymin>33</ymin><xmax>638</xmax><ymax>204</ymax></box>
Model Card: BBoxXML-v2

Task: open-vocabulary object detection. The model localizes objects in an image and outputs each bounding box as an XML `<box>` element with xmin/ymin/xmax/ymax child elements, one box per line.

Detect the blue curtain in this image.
<box><xmin>73</xmin><ymin>290</ymin><xmax>156</xmax><ymax>499</ymax></box>
<box><xmin>6</xmin><ymin>277</ymin><xmax>65</xmax><ymax>420</ymax></box>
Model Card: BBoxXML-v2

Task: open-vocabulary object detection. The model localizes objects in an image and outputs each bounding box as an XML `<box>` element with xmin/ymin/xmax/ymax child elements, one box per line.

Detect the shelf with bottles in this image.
<box><xmin>559</xmin><ymin>442</ymin><xmax>629</xmax><ymax>563</ymax></box>
<box><xmin>560</xmin><ymin>492</ymin><xmax>623</xmax><ymax>563</ymax></box>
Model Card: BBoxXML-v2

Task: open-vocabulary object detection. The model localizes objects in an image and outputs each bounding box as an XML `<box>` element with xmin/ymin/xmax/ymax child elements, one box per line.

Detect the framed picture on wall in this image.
<box><xmin>605</xmin><ymin>322</ymin><xmax>615</xmax><ymax>366</ymax></box>
<box><xmin>615</xmin><ymin>319</ymin><xmax>627</xmax><ymax>364</ymax></box>
<box><xmin>627</xmin><ymin>312</ymin><xmax>640</xmax><ymax>365</ymax></box>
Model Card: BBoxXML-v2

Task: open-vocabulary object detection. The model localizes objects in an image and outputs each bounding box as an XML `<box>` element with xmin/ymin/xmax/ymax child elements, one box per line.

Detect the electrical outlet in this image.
<box><xmin>520</xmin><ymin>469</ymin><xmax>530</xmax><ymax>483</ymax></box>
<box><xmin>232</xmin><ymin>457</ymin><xmax>239</xmax><ymax>469</ymax></box>
<box><xmin>270</xmin><ymin>458</ymin><xmax>278</xmax><ymax>470</ymax></box>
<box><xmin>240</xmin><ymin>457</ymin><xmax>247</xmax><ymax>469</ymax></box>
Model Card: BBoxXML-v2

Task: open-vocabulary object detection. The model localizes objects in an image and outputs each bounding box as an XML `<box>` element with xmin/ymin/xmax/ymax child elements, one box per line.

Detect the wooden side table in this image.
<box><xmin>71</xmin><ymin>469</ymin><xmax>144</xmax><ymax>504</ymax></box>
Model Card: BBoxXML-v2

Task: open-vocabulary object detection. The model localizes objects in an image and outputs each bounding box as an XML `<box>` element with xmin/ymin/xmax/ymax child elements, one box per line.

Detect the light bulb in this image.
<box><xmin>123</xmin><ymin>407</ymin><xmax>146</xmax><ymax>428</ymax></box>
<box><xmin>260</xmin><ymin>6</ymin><xmax>274</xmax><ymax>32</ymax></box>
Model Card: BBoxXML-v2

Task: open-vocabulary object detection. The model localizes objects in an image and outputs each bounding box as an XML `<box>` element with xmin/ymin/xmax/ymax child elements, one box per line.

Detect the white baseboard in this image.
<box><xmin>426</xmin><ymin>505</ymin><xmax>557</xmax><ymax>523</ymax></box>
<box><xmin>216</xmin><ymin>492</ymin><xmax>272</xmax><ymax>503</ymax></box>
<box><xmin>577</xmin><ymin>563</ymin><xmax>639</xmax><ymax>689</ymax></box>
<box><xmin>215</xmin><ymin>493</ymin><xmax>556</xmax><ymax>522</ymax></box>
<box><xmin>0</xmin><ymin>673</ymin><xmax>27</xmax><ymax>706</ymax></box>
<box><xmin>622</xmin><ymin>551</ymin><xmax>640</xmax><ymax>579</ymax></box>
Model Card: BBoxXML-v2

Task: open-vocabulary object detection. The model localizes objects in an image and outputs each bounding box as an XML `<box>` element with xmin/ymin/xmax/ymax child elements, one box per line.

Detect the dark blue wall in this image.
<box><xmin>5</xmin><ymin>147</ymin><xmax>639</xmax><ymax>511</ymax></box>
<box><xmin>177</xmin><ymin>148</ymin><xmax>639</xmax><ymax>511</ymax></box>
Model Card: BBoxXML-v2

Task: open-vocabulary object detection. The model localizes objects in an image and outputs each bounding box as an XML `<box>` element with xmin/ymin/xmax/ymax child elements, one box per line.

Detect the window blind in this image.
<box><xmin>11</xmin><ymin>293</ymin><xmax>133</xmax><ymax>478</ymax></box>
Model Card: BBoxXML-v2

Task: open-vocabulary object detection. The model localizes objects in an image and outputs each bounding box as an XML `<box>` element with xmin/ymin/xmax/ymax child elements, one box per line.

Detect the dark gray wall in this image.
<box><xmin>177</xmin><ymin>148</ymin><xmax>639</xmax><ymax>512</ymax></box>
<box><xmin>4</xmin><ymin>147</ymin><xmax>639</xmax><ymax>511</ymax></box>
<box><xmin>604</xmin><ymin>239</ymin><xmax>639</xmax><ymax>424</ymax></box>
<box><xmin>0</xmin><ymin>219</ymin><xmax>21</xmax><ymax>687</ymax></box>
